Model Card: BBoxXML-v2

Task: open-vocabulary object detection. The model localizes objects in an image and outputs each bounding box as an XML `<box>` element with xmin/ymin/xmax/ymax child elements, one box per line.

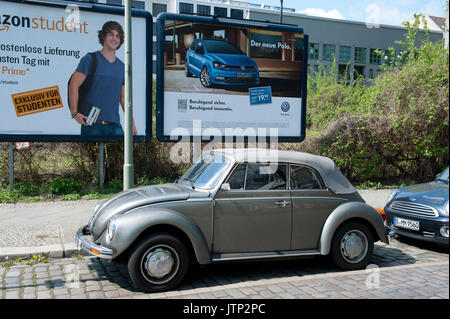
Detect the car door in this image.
<box><xmin>213</xmin><ymin>163</ymin><xmax>292</xmax><ymax>254</ymax></box>
<box><xmin>187</xmin><ymin>40</ymin><xmax>198</xmax><ymax>75</ymax></box>
<box><xmin>190</xmin><ymin>39</ymin><xmax>205</xmax><ymax>75</ymax></box>
<box><xmin>289</xmin><ymin>164</ymin><xmax>348</xmax><ymax>250</ymax></box>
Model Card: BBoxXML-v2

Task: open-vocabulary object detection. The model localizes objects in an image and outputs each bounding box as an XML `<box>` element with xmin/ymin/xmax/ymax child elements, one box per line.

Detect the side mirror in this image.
<box><xmin>221</xmin><ymin>183</ymin><xmax>231</xmax><ymax>191</ymax></box>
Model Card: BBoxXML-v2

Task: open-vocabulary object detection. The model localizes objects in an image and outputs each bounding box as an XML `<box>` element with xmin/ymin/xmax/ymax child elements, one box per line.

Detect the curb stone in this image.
<box><xmin>0</xmin><ymin>243</ymin><xmax>89</xmax><ymax>262</ymax></box>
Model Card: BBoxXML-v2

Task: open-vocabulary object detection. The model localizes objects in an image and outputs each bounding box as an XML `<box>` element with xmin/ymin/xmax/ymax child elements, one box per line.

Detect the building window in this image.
<box><xmin>353</xmin><ymin>65</ymin><xmax>365</xmax><ymax>80</ymax></box>
<box><xmin>179</xmin><ymin>2</ymin><xmax>194</xmax><ymax>14</ymax></box>
<box><xmin>338</xmin><ymin>64</ymin><xmax>350</xmax><ymax>81</ymax></box>
<box><xmin>339</xmin><ymin>46</ymin><xmax>351</xmax><ymax>62</ymax></box>
<box><xmin>214</xmin><ymin>7</ymin><xmax>227</xmax><ymax>17</ymax></box>
<box><xmin>293</xmin><ymin>37</ymin><xmax>304</xmax><ymax>61</ymax></box>
<box><xmin>250</xmin><ymin>30</ymin><xmax>282</xmax><ymax>60</ymax></box>
<box><xmin>323</xmin><ymin>44</ymin><xmax>335</xmax><ymax>61</ymax></box>
<box><xmin>369</xmin><ymin>48</ymin><xmax>382</xmax><ymax>65</ymax></box>
<box><xmin>369</xmin><ymin>69</ymin><xmax>374</xmax><ymax>79</ymax></box>
<box><xmin>384</xmin><ymin>49</ymin><xmax>396</xmax><ymax>65</ymax></box>
<box><xmin>230</xmin><ymin>9</ymin><xmax>244</xmax><ymax>19</ymax></box>
<box><xmin>354</xmin><ymin>47</ymin><xmax>367</xmax><ymax>64</ymax></box>
<box><xmin>152</xmin><ymin>3</ymin><xmax>167</xmax><ymax>16</ymax></box>
<box><xmin>197</xmin><ymin>4</ymin><xmax>211</xmax><ymax>16</ymax></box>
<box><xmin>106</xmin><ymin>0</ymin><xmax>122</xmax><ymax>5</ymax></box>
<box><xmin>132</xmin><ymin>1</ymin><xmax>144</xmax><ymax>9</ymax></box>
<box><xmin>308</xmin><ymin>43</ymin><xmax>319</xmax><ymax>60</ymax></box>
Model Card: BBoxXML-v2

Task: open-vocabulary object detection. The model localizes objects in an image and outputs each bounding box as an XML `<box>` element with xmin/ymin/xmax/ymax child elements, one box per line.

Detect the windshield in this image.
<box><xmin>436</xmin><ymin>167</ymin><xmax>449</xmax><ymax>182</ymax></box>
<box><xmin>179</xmin><ymin>154</ymin><xmax>230</xmax><ymax>189</ymax></box>
<box><xmin>203</xmin><ymin>39</ymin><xmax>244</xmax><ymax>55</ymax></box>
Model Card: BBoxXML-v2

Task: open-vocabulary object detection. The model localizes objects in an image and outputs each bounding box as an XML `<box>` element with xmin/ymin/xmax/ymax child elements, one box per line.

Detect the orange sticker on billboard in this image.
<box><xmin>11</xmin><ymin>86</ymin><xmax>63</xmax><ymax>117</ymax></box>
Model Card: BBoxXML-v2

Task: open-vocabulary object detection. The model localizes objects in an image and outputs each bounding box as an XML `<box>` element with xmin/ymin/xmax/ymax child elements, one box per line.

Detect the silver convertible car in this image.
<box><xmin>76</xmin><ymin>149</ymin><xmax>388</xmax><ymax>292</ymax></box>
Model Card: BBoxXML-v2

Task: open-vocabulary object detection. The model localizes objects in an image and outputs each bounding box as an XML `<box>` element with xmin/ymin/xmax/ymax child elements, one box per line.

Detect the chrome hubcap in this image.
<box><xmin>340</xmin><ymin>230</ymin><xmax>368</xmax><ymax>264</ymax></box>
<box><xmin>141</xmin><ymin>245</ymin><xmax>179</xmax><ymax>284</ymax></box>
<box><xmin>201</xmin><ymin>68</ymin><xmax>210</xmax><ymax>86</ymax></box>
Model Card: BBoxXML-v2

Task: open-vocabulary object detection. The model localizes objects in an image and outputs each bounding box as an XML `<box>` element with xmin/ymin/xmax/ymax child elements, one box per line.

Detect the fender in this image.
<box><xmin>319</xmin><ymin>201</ymin><xmax>389</xmax><ymax>255</ymax></box>
<box><xmin>108</xmin><ymin>207</ymin><xmax>211</xmax><ymax>264</ymax></box>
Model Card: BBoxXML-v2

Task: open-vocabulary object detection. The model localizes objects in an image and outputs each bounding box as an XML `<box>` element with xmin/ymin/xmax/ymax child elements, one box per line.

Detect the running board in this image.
<box><xmin>211</xmin><ymin>249</ymin><xmax>321</xmax><ymax>262</ymax></box>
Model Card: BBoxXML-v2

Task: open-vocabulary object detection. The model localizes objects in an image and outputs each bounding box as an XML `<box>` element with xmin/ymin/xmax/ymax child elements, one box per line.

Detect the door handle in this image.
<box><xmin>275</xmin><ymin>200</ymin><xmax>290</xmax><ymax>207</ymax></box>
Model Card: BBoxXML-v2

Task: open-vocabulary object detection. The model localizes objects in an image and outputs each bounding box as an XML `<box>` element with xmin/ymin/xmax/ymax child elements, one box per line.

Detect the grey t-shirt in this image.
<box><xmin>76</xmin><ymin>51</ymin><xmax>124</xmax><ymax>124</ymax></box>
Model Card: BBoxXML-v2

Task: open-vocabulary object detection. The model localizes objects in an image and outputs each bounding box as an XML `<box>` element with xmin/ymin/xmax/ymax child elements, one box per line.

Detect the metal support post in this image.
<box><xmin>123</xmin><ymin>0</ymin><xmax>134</xmax><ymax>190</ymax></box>
<box><xmin>9</xmin><ymin>142</ymin><xmax>14</xmax><ymax>191</ymax></box>
<box><xmin>99</xmin><ymin>143</ymin><xmax>104</xmax><ymax>189</ymax></box>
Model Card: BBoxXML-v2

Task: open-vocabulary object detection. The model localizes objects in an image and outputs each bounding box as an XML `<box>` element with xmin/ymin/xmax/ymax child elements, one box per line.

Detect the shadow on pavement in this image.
<box><xmin>86</xmin><ymin>242</ymin><xmax>421</xmax><ymax>293</ymax></box>
<box><xmin>393</xmin><ymin>236</ymin><xmax>449</xmax><ymax>254</ymax></box>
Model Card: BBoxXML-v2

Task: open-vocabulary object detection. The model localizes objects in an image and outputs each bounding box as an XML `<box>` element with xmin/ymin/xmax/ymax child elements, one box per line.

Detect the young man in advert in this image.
<box><xmin>69</xmin><ymin>21</ymin><xmax>137</xmax><ymax>136</ymax></box>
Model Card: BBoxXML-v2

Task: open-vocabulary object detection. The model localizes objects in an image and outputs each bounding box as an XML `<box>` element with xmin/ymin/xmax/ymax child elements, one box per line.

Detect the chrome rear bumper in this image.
<box><xmin>75</xmin><ymin>225</ymin><xmax>113</xmax><ymax>259</ymax></box>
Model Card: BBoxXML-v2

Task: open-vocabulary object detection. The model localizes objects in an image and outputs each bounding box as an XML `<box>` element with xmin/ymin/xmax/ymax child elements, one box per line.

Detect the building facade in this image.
<box><xmin>71</xmin><ymin>0</ymin><xmax>444</xmax><ymax>79</ymax></box>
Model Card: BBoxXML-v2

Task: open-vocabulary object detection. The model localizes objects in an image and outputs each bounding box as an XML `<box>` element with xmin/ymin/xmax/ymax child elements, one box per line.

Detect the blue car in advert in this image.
<box><xmin>185</xmin><ymin>38</ymin><xmax>260</xmax><ymax>87</ymax></box>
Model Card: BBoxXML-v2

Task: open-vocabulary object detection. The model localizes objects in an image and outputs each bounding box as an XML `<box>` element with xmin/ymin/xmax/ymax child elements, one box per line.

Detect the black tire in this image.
<box><xmin>128</xmin><ymin>233</ymin><xmax>189</xmax><ymax>292</ymax></box>
<box><xmin>200</xmin><ymin>66</ymin><xmax>212</xmax><ymax>87</ymax></box>
<box><xmin>185</xmin><ymin>62</ymin><xmax>192</xmax><ymax>77</ymax></box>
<box><xmin>330</xmin><ymin>221</ymin><xmax>374</xmax><ymax>270</ymax></box>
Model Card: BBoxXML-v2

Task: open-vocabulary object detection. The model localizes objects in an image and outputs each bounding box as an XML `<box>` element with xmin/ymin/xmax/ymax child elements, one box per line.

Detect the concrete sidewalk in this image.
<box><xmin>0</xmin><ymin>189</ymin><xmax>393</xmax><ymax>260</ymax></box>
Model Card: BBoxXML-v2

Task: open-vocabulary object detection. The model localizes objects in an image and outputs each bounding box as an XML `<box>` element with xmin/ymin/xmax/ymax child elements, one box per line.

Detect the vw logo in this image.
<box><xmin>241</xmin><ymin>66</ymin><xmax>245</xmax><ymax>70</ymax></box>
<box><xmin>281</xmin><ymin>102</ymin><xmax>290</xmax><ymax>112</ymax></box>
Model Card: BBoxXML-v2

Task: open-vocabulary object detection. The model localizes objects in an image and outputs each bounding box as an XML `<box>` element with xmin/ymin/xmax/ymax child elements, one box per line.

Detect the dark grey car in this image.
<box><xmin>385</xmin><ymin>167</ymin><xmax>449</xmax><ymax>246</ymax></box>
<box><xmin>76</xmin><ymin>149</ymin><xmax>388</xmax><ymax>292</ymax></box>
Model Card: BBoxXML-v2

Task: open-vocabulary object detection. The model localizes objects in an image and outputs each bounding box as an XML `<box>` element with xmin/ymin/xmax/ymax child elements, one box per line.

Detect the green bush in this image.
<box><xmin>45</xmin><ymin>176</ymin><xmax>83</xmax><ymax>195</ymax></box>
<box><xmin>300</xmin><ymin>14</ymin><xmax>448</xmax><ymax>182</ymax></box>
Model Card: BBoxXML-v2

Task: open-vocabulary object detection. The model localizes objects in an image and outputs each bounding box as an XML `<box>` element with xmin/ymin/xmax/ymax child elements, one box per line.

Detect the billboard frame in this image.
<box><xmin>155</xmin><ymin>13</ymin><xmax>308</xmax><ymax>143</ymax></box>
<box><xmin>0</xmin><ymin>0</ymin><xmax>153</xmax><ymax>143</ymax></box>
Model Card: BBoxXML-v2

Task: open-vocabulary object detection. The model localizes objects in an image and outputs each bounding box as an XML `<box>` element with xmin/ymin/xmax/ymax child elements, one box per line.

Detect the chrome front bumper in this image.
<box><xmin>75</xmin><ymin>225</ymin><xmax>113</xmax><ymax>259</ymax></box>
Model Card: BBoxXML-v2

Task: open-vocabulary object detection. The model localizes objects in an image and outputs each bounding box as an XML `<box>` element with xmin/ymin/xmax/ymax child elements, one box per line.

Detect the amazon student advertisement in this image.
<box><xmin>0</xmin><ymin>0</ymin><xmax>151</xmax><ymax>141</ymax></box>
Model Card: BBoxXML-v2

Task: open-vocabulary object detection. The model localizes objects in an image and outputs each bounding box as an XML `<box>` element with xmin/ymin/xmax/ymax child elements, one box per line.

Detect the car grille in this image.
<box><xmin>227</xmin><ymin>65</ymin><xmax>257</xmax><ymax>70</ymax></box>
<box><xmin>389</xmin><ymin>201</ymin><xmax>438</xmax><ymax>218</ymax></box>
<box><xmin>221</xmin><ymin>77</ymin><xmax>258</xmax><ymax>83</ymax></box>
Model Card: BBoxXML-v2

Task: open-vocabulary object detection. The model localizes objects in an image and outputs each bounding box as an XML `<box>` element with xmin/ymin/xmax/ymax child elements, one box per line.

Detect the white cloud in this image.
<box><xmin>299</xmin><ymin>8</ymin><xmax>345</xmax><ymax>20</ymax></box>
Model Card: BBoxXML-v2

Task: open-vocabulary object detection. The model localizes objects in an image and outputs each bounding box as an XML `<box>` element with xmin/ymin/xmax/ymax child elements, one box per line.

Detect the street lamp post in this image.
<box><xmin>280</xmin><ymin>0</ymin><xmax>284</xmax><ymax>24</ymax></box>
<box><xmin>123</xmin><ymin>0</ymin><xmax>134</xmax><ymax>190</ymax></box>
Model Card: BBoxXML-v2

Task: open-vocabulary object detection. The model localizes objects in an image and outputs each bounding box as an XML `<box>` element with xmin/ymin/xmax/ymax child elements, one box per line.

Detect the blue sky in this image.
<box><xmin>259</xmin><ymin>0</ymin><xmax>447</xmax><ymax>26</ymax></box>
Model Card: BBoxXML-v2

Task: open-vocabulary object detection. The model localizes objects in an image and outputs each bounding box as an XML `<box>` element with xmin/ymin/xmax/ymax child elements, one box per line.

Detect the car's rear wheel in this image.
<box><xmin>185</xmin><ymin>62</ymin><xmax>192</xmax><ymax>77</ymax></box>
<box><xmin>200</xmin><ymin>66</ymin><xmax>212</xmax><ymax>87</ymax></box>
<box><xmin>128</xmin><ymin>233</ymin><xmax>189</xmax><ymax>292</ymax></box>
<box><xmin>330</xmin><ymin>221</ymin><xmax>374</xmax><ymax>270</ymax></box>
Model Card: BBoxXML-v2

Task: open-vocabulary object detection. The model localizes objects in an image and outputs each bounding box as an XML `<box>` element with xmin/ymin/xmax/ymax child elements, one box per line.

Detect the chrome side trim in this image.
<box><xmin>211</xmin><ymin>249</ymin><xmax>321</xmax><ymax>262</ymax></box>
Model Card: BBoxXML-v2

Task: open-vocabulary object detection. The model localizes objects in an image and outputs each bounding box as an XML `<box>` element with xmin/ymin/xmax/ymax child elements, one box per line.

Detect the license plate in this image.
<box><xmin>394</xmin><ymin>217</ymin><xmax>420</xmax><ymax>231</ymax></box>
<box><xmin>237</xmin><ymin>73</ymin><xmax>252</xmax><ymax>78</ymax></box>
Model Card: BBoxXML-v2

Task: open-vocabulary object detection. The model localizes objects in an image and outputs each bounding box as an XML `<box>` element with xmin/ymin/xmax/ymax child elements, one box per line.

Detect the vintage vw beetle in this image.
<box><xmin>76</xmin><ymin>148</ymin><xmax>388</xmax><ymax>292</ymax></box>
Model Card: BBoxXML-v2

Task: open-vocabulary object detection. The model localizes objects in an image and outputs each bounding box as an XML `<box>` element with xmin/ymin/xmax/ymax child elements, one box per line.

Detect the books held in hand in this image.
<box><xmin>86</xmin><ymin>106</ymin><xmax>100</xmax><ymax>126</ymax></box>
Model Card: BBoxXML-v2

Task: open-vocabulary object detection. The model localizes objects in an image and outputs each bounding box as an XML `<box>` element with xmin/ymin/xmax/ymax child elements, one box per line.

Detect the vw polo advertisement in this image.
<box><xmin>157</xmin><ymin>14</ymin><xmax>308</xmax><ymax>142</ymax></box>
<box><xmin>0</xmin><ymin>0</ymin><xmax>152</xmax><ymax>142</ymax></box>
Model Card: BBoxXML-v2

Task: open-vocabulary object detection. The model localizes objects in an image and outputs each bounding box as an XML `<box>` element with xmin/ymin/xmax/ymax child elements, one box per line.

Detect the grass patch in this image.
<box><xmin>0</xmin><ymin>176</ymin><xmax>172</xmax><ymax>203</ymax></box>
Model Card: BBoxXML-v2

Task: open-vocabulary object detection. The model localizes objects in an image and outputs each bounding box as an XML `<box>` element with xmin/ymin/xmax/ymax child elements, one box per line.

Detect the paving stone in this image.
<box><xmin>88</xmin><ymin>291</ymin><xmax>105</xmax><ymax>299</ymax></box>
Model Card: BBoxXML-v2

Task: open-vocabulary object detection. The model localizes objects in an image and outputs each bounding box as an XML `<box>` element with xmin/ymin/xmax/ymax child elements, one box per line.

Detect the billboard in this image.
<box><xmin>0</xmin><ymin>0</ymin><xmax>152</xmax><ymax>142</ymax></box>
<box><xmin>156</xmin><ymin>13</ymin><xmax>308</xmax><ymax>142</ymax></box>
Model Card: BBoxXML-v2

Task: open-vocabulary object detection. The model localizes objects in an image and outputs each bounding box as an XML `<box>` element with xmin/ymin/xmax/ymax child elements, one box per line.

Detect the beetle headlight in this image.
<box><xmin>107</xmin><ymin>218</ymin><xmax>116</xmax><ymax>241</ymax></box>
<box><xmin>387</xmin><ymin>189</ymin><xmax>399</xmax><ymax>204</ymax></box>
<box><xmin>444</xmin><ymin>201</ymin><xmax>449</xmax><ymax>216</ymax></box>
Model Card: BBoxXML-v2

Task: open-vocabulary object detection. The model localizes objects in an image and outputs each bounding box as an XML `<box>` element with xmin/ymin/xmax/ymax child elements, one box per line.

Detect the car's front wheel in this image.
<box><xmin>330</xmin><ymin>221</ymin><xmax>374</xmax><ymax>270</ymax></box>
<box><xmin>128</xmin><ymin>233</ymin><xmax>189</xmax><ymax>292</ymax></box>
<box><xmin>200</xmin><ymin>66</ymin><xmax>212</xmax><ymax>87</ymax></box>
